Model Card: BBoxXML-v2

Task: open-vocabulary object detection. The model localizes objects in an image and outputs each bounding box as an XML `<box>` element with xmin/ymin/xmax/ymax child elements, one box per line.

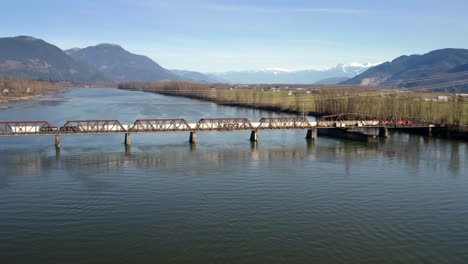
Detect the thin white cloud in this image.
<box><xmin>134</xmin><ymin>0</ymin><xmax>373</xmax><ymax>15</ymax></box>
<box><xmin>204</xmin><ymin>4</ymin><xmax>373</xmax><ymax>15</ymax></box>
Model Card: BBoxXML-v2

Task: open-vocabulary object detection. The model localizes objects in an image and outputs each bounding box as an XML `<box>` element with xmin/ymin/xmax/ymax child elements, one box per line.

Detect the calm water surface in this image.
<box><xmin>0</xmin><ymin>88</ymin><xmax>467</xmax><ymax>264</ymax></box>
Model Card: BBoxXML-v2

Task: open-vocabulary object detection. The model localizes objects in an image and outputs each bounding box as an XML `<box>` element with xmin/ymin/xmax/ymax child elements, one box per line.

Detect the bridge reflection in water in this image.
<box><xmin>0</xmin><ymin>114</ymin><xmax>436</xmax><ymax>148</ymax></box>
<box><xmin>0</xmin><ymin>136</ymin><xmax>464</xmax><ymax>191</ymax></box>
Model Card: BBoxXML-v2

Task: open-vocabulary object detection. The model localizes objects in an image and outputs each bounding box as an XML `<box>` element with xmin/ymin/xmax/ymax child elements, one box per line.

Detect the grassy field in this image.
<box><xmin>119</xmin><ymin>82</ymin><xmax>468</xmax><ymax>125</ymax></box>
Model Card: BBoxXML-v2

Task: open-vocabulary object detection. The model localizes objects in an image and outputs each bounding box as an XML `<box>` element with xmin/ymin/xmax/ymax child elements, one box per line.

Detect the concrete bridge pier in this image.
<box><xmin>189</xmin><ymin>131</ymin><xmax>197</xmax><ymax>144</ymax></box>
<box><xmin>379</xmin><ymin>127</ymin><xmax>389</xmax><ymax>137</ymax></box>
<box><xmin>306</xmin><ymin>129</ymin><xmax>317</xmax><ymax>140</ymax></box>
<box><xmin>124</xmin><ymin>133</ymin><xmax>131</xmax><ymax>145</ymax></box>
<box><xmin>55</xmin><ymin>135</ymin><xmax>61</xmax><ymax>148</ymax></box>
<box><xmin>250</xmin><ymin>130</ymin><xmax>259</xmax><ymax>142</ymax></box>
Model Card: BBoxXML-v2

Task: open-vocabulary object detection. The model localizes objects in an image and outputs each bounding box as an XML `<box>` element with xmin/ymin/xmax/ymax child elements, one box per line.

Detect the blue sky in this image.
<box><xmin>1</xmin><ymin>0</ymin><xmax>467</xmax><ymax>72</ymax></box>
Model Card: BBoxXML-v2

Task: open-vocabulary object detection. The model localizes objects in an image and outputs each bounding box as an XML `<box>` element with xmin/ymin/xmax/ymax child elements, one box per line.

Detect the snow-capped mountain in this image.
<box><xmin>209</xmin><ymin>63</ymin><xmax>381</xmax><ymax>84</ymax></box>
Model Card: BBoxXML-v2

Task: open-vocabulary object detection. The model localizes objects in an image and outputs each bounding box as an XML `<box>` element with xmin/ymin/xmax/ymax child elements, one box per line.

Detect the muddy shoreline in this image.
<box><xmin>0</xmin><ymin>87</ymin><xmax>68</xmax><ymax>107</ymax></box>
<box><xmin>0</xmin><ymin>94</ymin><xmax>42</xmax><ymax>103</ymax></box>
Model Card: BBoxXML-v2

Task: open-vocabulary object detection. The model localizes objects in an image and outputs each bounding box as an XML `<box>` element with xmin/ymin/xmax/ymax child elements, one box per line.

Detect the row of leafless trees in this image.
<box><xmin>0</xmin><ymin>76</ymin><xmax>65</xmax><ymax>98</ymax></box>
<box><xmin>119</xmin><ymin>82</ymin><xmax>466</xmax><ymax>125</ymax></box>
<box><xmin>313</xmin><ymin>88</ymin><xmax>466</xmax><ymax>124</ymax></box>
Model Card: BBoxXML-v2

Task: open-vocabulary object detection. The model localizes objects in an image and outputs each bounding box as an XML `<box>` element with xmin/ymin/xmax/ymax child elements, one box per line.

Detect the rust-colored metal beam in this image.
<box><xmin>380</xmin><ymin>117</ymin><xmax>431</xmax><ymax>127</ymax></box>
<box><xmin>0</xmin><ymin>121</ymin><xmax>56</xmax><ymax>135</ymax></box>
<box><xmin>257</xmin><ymin>117</ymin><xmax>312</xmax><ymax>129</ymax></box>
<box><xmin>318</xmin><ymin>113</ymin><xmax>378</xmax><ymax>122</ymax></box>
<box><xmin>196</xmin><ymin>118</ymin><xmax>254</xmax><ymax>131</ymax></box>
<box><xmin>59</xmin><ymin>120</ymin><xmax>126</xmax><ymax>133</ymax></box>
<box><xmin>129</xmin><ymin>119</ymin><xmax>191</xmax><ymax>132</ymax></box>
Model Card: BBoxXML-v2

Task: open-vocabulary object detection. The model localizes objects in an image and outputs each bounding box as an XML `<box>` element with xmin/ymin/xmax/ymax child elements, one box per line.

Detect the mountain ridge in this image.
<box><xmin>66</xmin><ymin>44</ymin><xmax>179</xmax><ymax>82</ymax></box>
<box><xmin>0</xmin><ymin>36</ymin><xmax>107</xmax><ymax>82</ymax></box>
<box><xmin>342</xmin><ymin>48</ymin><xmax>468</xmax><ymax>91</ymax></box>
<box><xmin>208</xmin><ymin>63</ymin><xmax>378</xmax><ymax>84</ymax></box>
<box><xmin>171</xmin><ymin>70</ymin><xmax>222</xmax><ymax>83</ymax></box>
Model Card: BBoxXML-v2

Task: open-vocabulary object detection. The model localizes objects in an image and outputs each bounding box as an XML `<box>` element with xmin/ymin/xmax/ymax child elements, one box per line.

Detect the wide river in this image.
<box><xmin>0</xmin><ymin>88</ymin><xmax>467</xmax><ymax>264</ymax></box>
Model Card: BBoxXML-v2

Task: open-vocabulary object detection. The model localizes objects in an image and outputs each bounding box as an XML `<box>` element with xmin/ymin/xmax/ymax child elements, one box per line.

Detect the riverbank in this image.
<box><xmin>0</xmin><ymin>94</ymin><xmax>42</xmax><ymax>103</ymax></box>
<box><xmin>0</xmin><ymin>76</ymin><xmax>70</xmax><ymax>105</ymax></box>
<box><xmin>118</xmin><ymin>82</ymin><xmax>467</xmax><ymax>141</ymax></box>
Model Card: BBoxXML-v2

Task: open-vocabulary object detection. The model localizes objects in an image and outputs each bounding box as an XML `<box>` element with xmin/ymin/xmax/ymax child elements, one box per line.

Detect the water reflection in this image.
<box><xmin>1</xmin><ymin>137</ymin><xmax>465</xmax><ymax>187</ymax></box>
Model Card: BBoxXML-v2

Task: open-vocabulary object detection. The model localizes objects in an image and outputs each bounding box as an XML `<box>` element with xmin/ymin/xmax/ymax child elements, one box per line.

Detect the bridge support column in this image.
<box><xmin>428</xmin><ymin>127</ymin><xmax>432</xmax><ymax>137</ymax></box>
<box><xmin>55</xmin><ymin>135</ymin><xmax>61</xmax><ymax>148</ymax></box>
<box><xmin>306</xmin><ymin>129</ymin><xmax>317</xmax><ymax>140</ymax></box>
<box><xmin>189</xmin><ymin>131</ymin><xmax>197</xmax><ymax>144</ymax></box>
<box><xmin>125</xmin><ymin>133</ymin><xmax>131</xmax><ymax>145</ymax></box>
<box><xmin>250</xmin><ymin>130</ymin><xmax>259</xmax><ymax>142</ymax></box>
<box><xmin>378</xmin><ymin>127</ymin><xmax>389</xmax><ymax>137</ymax></box>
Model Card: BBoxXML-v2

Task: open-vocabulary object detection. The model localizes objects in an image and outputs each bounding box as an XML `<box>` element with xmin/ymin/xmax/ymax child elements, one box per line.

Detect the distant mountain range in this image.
<box><xmin>0</xmin><ymin>36</ymin><xmax>106</xmax><ymax>82</ymax></box>
<box><xmin>314</xmin><ymin>76</ymin><xmax>350</xmax><ymax>85</ymax></box>
<box><xmin>0</xmin><ymin>36</ymin><xmax>215</xmax><ymax>83</ymax></box>
<box><xmin>1</xmin><ymin>35</ymin><xmax>468</xmax><ymax>91</ymax></box>
<box><xmin>343</xmin><ymin>48</ymin><xmax>468</xmax><ymax>91</ymax></box>
<box><xmin>66</xmin><ymin>44</ymin><xmax>179</xmax><ymax>82</ymax></box>
<box><xmin>0</xmin><ymin>37</ymin><xmax>375</xmax><ymax>84</ymax></box>
<box><xmin>170</xmin><ymin>70</ymin><xmax>221</xmax><ymax>83</ymax></box>
<box><xmin>208</xmin><ymin>63</ymin><xmax>378</xmax><ymax>84</ymax></box>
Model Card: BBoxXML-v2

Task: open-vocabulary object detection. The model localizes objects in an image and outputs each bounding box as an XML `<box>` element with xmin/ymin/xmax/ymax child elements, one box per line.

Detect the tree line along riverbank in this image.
<box><xmin>118</xmin><ymin>81</ymin><xmax>467</xmax><ymax>126</ymax></box>
<box><xmin>0</xmin><ymin>76</ymin><xmax>69</xmax><ymax>104</ymax></box>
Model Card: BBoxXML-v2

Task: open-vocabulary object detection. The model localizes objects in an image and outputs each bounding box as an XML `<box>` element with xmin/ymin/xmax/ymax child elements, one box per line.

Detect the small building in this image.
<box><xmin>437</xmin><ymin>96</ymin><xmax>448</xmax><ymax>101</ymax></box>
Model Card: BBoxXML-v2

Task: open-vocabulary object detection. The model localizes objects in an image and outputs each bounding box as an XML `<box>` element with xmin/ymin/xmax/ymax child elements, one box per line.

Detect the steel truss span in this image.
<box><xmin>0</xmin><ymin>114</ymin><xmax>436</xmax><ymax>137</ymax></box>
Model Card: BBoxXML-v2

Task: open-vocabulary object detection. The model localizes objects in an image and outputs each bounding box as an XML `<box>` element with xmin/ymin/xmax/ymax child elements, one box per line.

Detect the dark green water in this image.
<box><xmin>0</xmin><ymin>88</ymin><xmax>467</xmax><ymax>264</ymax></box>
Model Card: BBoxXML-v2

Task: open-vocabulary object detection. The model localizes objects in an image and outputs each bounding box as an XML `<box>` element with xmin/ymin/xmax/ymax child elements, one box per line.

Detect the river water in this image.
<box><xmin>0</xmin><ymin>88</ymin><xmax>467</xmax><ymax>264</ymax></box>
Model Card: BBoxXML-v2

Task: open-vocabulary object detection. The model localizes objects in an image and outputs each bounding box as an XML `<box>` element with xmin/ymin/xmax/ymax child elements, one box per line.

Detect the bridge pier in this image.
<box><xmin>124</xmin><ymin>133</ymin><xmax>131</xmax><ymax>145</ymax></box>
<box><xmin>250</xmin><ymin>130</ymin><xmax>259</xmax><ymax>142</ymax></box>
<box><xmin>189</xmin><ymin>131</ymin><xmax>197</xmax><ymax>144</ymax></box>
<box><xmin>55</xmin><ymin>135</ymin><xmax>61</xmax><ymax>148</ymax></box>
<box><xmin>379</xmin><ymin>127</ymin><xmax>389</xmax><ymax>137</ymax></box>
<box><xmin>306</xmin><ymin>129</ymin><xmax>317</xmax><ymax>140</ymax></box>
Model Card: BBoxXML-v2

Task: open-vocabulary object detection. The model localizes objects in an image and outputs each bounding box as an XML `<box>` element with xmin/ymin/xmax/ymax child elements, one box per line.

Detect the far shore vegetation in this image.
<box><xmin>119</xmin><ymin>81</ymin><xmax>468</xmax><ymax>126</ymax></box>
<box><xmin>0</xmin><ymin>76</ymin><xmax>68</xmax><ymax>103</ymax></box>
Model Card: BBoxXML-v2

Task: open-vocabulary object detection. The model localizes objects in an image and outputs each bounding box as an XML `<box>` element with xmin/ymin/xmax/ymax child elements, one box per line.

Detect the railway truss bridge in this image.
<box><xmin>0</xmin><ymin>114</ymin><xmax>437</xmax><ymax>148</ymax></box>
